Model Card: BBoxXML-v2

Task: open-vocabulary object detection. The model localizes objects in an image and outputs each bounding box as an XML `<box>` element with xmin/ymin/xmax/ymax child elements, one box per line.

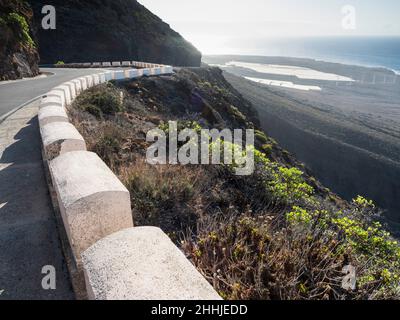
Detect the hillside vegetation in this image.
<box><xmin>69</xmin><ymin>67</ymin><xmax>400</xmax><ymax>300</ymax></box>
<box><xmin>0</xmin><ymin>0</ymin><xmax>39</xmax><ymax>80</ymax></box>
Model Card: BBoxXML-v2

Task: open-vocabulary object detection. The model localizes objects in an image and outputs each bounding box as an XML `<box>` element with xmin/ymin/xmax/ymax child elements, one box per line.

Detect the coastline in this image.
<box><xmin>204</xmin><ymin>54</ymin><xmax>399</xmax><ymax>77</ymax></box>
<box><xmin>209</xmin><ymin>54</ymin><xmax>400</xmax><ymax>234</ymax></box>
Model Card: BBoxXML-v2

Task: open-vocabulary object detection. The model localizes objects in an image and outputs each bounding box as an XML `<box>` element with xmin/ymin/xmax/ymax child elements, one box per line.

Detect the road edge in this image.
<box><xmin>0</xmin><ymin>95</ymin><xmax>43</xmax><ymax>125</ymax></box>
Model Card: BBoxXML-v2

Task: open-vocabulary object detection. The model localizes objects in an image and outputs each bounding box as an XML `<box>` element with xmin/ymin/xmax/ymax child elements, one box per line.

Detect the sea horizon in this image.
<box><xmin>203</xmin><ymin>36</ymin><xmax>400</xmax><ymax>73</ymax></box>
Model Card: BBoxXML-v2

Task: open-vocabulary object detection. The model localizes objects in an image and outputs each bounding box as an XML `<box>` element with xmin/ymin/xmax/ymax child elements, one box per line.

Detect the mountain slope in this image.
<box><xmin>28</xmin><ymin>0</ymin><xmax>201</xmax><ymax>67</ymax></box>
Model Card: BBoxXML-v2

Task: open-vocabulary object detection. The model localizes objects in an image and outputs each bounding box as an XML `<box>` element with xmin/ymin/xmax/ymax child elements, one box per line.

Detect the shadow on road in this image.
<box><xmin>0</xmin><ymin>112</ymin><xmax>74</xmax><ymax>300</ymax></box>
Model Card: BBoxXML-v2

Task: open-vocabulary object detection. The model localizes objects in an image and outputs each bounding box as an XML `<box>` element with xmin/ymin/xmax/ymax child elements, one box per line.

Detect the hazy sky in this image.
<box><xmin>138</xmin><ymin>0</ymin><xmax>400</xmax><ymax>54</ymax></box>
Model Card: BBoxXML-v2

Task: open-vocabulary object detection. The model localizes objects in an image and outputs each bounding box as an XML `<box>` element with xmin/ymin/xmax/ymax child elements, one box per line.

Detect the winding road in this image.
<box><xmin>0</xmin><ymin>68</ymin><xmax>106</xmax><ymax>120</ymax></box>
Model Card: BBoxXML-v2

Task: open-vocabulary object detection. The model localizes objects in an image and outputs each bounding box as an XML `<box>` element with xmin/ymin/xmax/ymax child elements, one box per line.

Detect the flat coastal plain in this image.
<box><xmin>204</xmin><ymin>55</ymin><xmax>400</xmax><ymax>234</ymax></box>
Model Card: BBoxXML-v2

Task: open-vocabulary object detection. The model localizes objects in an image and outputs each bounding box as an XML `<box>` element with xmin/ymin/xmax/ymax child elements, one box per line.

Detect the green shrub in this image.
<box><xmin>261</xmin><ymin>144</ymin><xmax>273</xmax><ymax>155</ymax></box>
<box><xmin>285</xmin><ymin>196</ymin><xmax>400</xmax><ymax>299</ymax></box>
<box><xmin>228</xmin><ymin>105</ymin><xmax>246</xmax><ymax>122</ymax></box>
<box><xmin>120</xmin><ymin>162</ymin><xmax>202</xmax><ymax>234</ymax></box>
<box><xmin>5</xmin><ymin>13</ymin><xmax>35</xmax><ymax>48</ymax></box>
<box><xmin>74</xmin><ymin>83</ymin><xmax>124</xmax><ymax>118</ymax></box>
<box><xmin>268</xmin><ymin>166</ymin><xmax>314</xmax><ymax>204</ymax></box>
<box><xmin>159</xmin><ymin>120</ymin><xmax>202</xmax><ymax>134</ymax></box>
<box><xmin>91</xmin><ymin>125</ymin><xmax>125</xmax><ymax>168</ymax></box>
<box><xmin>255</xmin><ymin>130</ymin><xmax>268</xmax><ymax>144</ymax></box>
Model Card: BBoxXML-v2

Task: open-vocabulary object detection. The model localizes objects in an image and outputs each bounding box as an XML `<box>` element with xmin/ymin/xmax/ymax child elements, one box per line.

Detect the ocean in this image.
<box><xmin>228</xmin><ymin>36</ymin><xmax>400</xmax><ymax>73</ymax></box>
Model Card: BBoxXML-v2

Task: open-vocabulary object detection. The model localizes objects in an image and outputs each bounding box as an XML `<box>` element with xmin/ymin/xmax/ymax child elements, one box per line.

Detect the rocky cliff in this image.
<box><xmin>28</xmin><ymin>0</ymin><xmax>201</xmax><ymax>67</ymax></box>
<box><xmin>0</xmin><ymin>0</ymin><xmax>39</xmax><ymax>80</ymax></box>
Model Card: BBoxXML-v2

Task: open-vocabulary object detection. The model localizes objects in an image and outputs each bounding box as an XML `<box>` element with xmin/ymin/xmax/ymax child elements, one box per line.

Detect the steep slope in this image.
<box><xmin>28</xmin><ymin>0</ymin><xmax>201</xmax><ymax>67</ymax></box>
<box><xmin>67</xmin><ymin>67</ymin><xmax>400</xmax><ymax>299</ymax></box>
<box><xmin>0</xmin><ymin>0</ymin><xmax>39</xmax><ymax>80</ymax></box>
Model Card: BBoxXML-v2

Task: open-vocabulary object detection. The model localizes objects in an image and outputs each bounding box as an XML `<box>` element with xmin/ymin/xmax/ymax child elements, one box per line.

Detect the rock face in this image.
<box><xmin>0</xmin><ymin>0</ymin><xmax>39</xmax><ymax>80</ymax></box>
<box><xmin>29</xmin><ymin>0</ymin><xmax>201</xmax><ymax>67</ymax></box>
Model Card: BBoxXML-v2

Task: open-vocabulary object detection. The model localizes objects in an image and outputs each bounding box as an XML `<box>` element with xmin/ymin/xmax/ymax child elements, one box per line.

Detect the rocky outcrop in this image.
<box><xmin>0</xmin><ymin>0</ymin><xmax>39</xmax><ymax>80</ymax></box>
<box><xmin>29</xmin><ymin>0</ymin><xmax>201</xmax><ymax>67</ymax></box>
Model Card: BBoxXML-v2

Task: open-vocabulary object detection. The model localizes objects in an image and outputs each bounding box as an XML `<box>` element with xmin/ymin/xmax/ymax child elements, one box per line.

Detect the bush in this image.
<box><xmin>255</xmin><ymin>130</ymin><xmax>268</xmax><ymax>144</ymax></box>
<box><xmin>74</xmin><ymin>83</ymin><xmax>124</xmax><ymax>118</ymax></box>
<box><xmin>183</xmin><ymin>195</ymin><xmax>400</xmax><ymax>300</ymax></box>
<box><xmin>182</xmin><ymin>211</ymin><xmax>348</xmax><ymax>300</ymax></box>
<box><xmin>91</xmin><ymin>125</ymin><xmax>126</xmax><ymax>169</ymax></box>
<box><xmin>119</xmin><ymin>161</ymin><xmax>205</xmax><ymax>236</ymax></box>
<box><xmin>268</xmin><ymin>166</ymin><xmax>314</xmax><ymax>205</ymax></box>
<box><xmin>5</xmin><ymin>13</ymin><xmax>35</xmax><ymax>48</ymax></box>
<box><xmin>228</xmin><ymin>105</ymin><xmax>246</xmax><ymax>122</ymax></box>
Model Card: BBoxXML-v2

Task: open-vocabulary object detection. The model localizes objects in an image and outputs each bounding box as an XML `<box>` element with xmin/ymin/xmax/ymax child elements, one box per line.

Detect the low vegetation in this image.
<box><xmin>0</xmin><ymin>0</ymin><xmax>39</xmax><ymax>80</ymax></box>
<box><xmin>73</xmin><ymin>82</ymin><xmax>124</xmax><ymax>118</ymax></box>
<box><xmin>69</xmin><ymin>68</ymin><xmax>400</xmax><ymax>300</ymax></box>
<box><xmin>2</xmin><ymin>12</ymin><xmax>35</xmax><ymax>48</ymax></box>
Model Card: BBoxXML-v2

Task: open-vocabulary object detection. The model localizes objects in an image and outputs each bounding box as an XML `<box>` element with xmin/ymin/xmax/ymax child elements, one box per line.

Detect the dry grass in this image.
<box><xmin>182</xmin><ymin>212</ymin><xmax>348</xmax><ymax>300</ymax></box>
<box><xmin>118</xmin><ymin>161</ymin><xmax>207</xmax><ymax>235</ymax></box>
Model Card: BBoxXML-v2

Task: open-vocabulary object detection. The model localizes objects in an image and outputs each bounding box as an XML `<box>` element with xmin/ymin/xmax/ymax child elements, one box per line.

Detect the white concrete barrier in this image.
<box><xmin>112</xmin><ymin>61</ymin><xmax>121</xmax><ymax>67</ymax></box>
<box><xmin>92</xmin><ymin>62</ymin><xmax>101</xmax><ymax>67</ymax></box>
<box><xmin>127</xmin><ymin>69</ymin><xmax>139</xmax><ymax>78</ymax></box>
<box><xmin>85</xmin><ymin>75</ymin><xmax>94</xmax><ymax>88</ymax></box>
<box><xmin>93</xmin><ymin>74</ymin><xmax>100</xmax><ymax>85</ymax></box>
<box><xmin>83</xmin><ymin>63</ymin><xmax>92</xmax><ymax>67</ymax></box>
<box><xmin>99</xmin><ymin>73</ymin><xmax>106</xmax><ymax>83</ymax></box>
<box><xmin>104</xmin><ymin>72</ymin><xmax>113</xmax><ymax>81</ymax></box>
<box><xmin>50</xmin><ymin>151</ymin><xmax>133</xmax><ymax>264</ymax></box>
<box><xmin>78</xmin><ymin>77</ymin><xmax>88</xmax><ymax>91</ymax></box>
<box><xmin>53</xmin><ymin>85</ymin><xmax>72</xmax><ymax>106</ymax></box>
<box><xmin>40</xmin><ymin>95</ymin><xmax>64</xmax><ymax>109</ymax></box>
<box><xmin>38</xmin><ymin>105</ymin><xmax>69</xmax><ymax>127</ymax></box>
<box><xmin>114</xmin><ymin>70</ymin><xmax>125</xmax><ymax>80</ymax></box>
<box><xmin>38</xmin><ymin>61</ymin><xmax>205</xmax><ymax>300</ymax></box>
<box><xmin>81</xmin><ymin>227</ymin><xmax>221</xmax><ymax>300</ymax></box>
<box><xmin>165</xmin><ymin>66</ymin><xmax>174</xmax><ymax>74</ymax></box>
<box><xmin>102</xmin><ymin>62</ymin><xmax>111</xmax><ymax>67</ymax></box>
<box><xmin>122</xmin><ymin>61</ymin><xmax>131</xmax><ymax>67</ymax></box>
<box><xmin>72</xmin><ymin>79</ymin><xmax>83</xmax><ymax>94</ymax></box>
<box><xmin>136</xmin><ymin>69</ymin><xmax>144</xmax><ymax>77</ymax></box>
<box><xmin>45</xmin><ymin>90</ymin><xmax>67</xmax><ymax>107</ymax></box>
<box><xmin>64</xmin><ymin>82</ymin><xmax>77</xmax><ymax>100</ymax></box>
<box><xmin>40</xmin><ymin>122</ymin><xmax>87</xmax><ymax>160</ymax></box>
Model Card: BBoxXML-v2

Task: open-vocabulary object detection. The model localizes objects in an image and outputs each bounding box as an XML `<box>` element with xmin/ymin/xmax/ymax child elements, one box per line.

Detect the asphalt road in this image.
<box><xmin>0</xmin><ymin>68</ymin><xmax>106</xmax><ymax>119</ymax></box>
<box><xmin>0</xmin><ymin>68</ymin><xmax>106</xmax><ymax>300</ymax></box>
